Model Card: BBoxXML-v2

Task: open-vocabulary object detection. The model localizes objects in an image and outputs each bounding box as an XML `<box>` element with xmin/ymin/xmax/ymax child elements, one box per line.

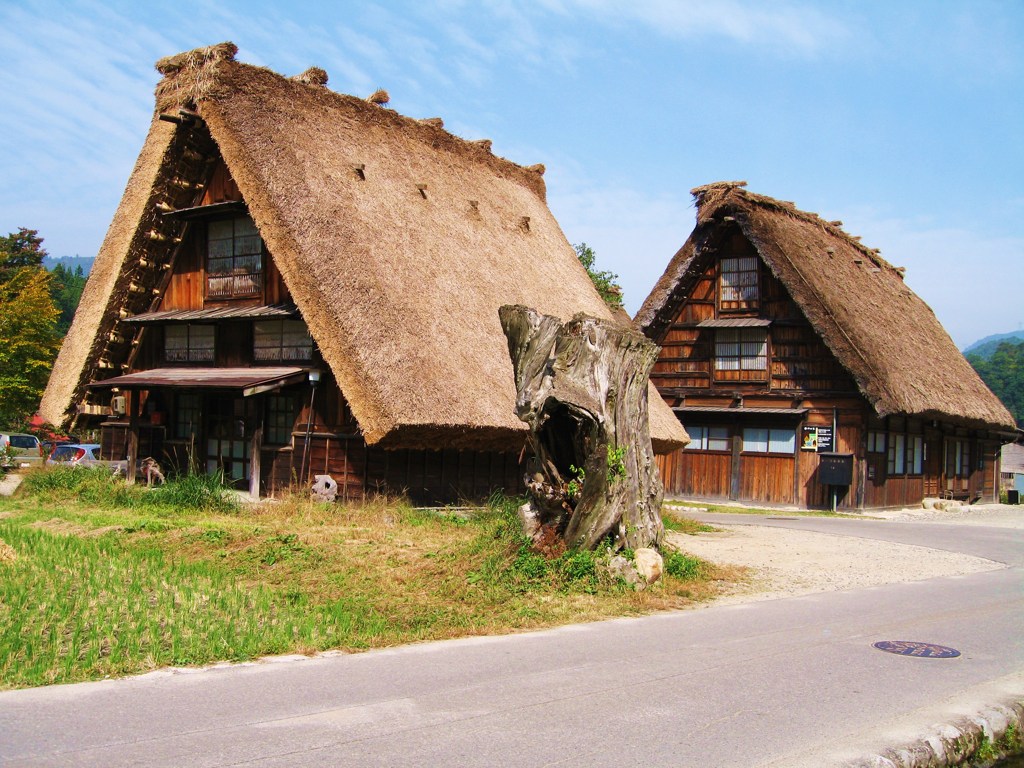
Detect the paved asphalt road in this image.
<box><xmin>2</xmin><ymin>514</ymin><xmax>1022</xmax><ymax>767</ymax></box>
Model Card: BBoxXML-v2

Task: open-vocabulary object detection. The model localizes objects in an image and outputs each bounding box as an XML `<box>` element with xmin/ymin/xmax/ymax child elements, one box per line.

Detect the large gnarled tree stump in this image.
<box><xmin>498</xmin><ymin>305</ymin><xmax>664</xmax><ymax>551</ymax></box>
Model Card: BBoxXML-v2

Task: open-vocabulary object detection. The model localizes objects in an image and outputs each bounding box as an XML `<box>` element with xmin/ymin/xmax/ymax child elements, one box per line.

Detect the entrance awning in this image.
<box><xmin>87</xmin><ymin>367</ymin><xmax>309</xmax><ymax>397</ymax></box>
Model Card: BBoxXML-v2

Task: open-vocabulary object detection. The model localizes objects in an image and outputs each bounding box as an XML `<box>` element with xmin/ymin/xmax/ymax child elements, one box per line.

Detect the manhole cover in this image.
<box><xmin>873</xmin><ymin>641</ymin><xmax>961</xmax><ymax>658</ymax></box>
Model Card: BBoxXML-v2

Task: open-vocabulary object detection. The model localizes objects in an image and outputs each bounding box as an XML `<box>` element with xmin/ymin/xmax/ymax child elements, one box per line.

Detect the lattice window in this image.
<box><xmin>946</xmin><ymin>439</ymin><xmax>970</xmax><ymax>478</ymax></box>
<box><xmin>907</xmin><ymin>435</ymin><xmax>923</xmax><ymax>475</ymax></box>
<box><xmin>719</xmin><ymin>256</ymin><xmax>759</xmax><ymax>310</ymax></box>
<box><xmin>165</xmin><ymin>324</ymin><xmax>215</xmax><ymax>363</ymax></box>
<box><xmin>887</xmin><ymin>433</ymin><xmax>906</xmax><ymax>474</ymax></box>
<box><xmin>867</xmin><ymin>431</ymin><xmax>886</xmax><ymax>453</ymax></box>
<box><xmin>265</xmin><ymin>394</ymin><xmax>298</xmax><ymax>445</ymax></box>
<box><xmin>254</xmin><ymin>320</ymin><xmax>313</xmax><ymax>362</ymax></box>
<box><xmin>207</xmin><ymin>216</ymin><xmax>264</xmax><ymax>298</ymax></box>
<box><xmin>742</xmin><ymin>427</ymin><xmax>796</xmax><ymax>454</ymax></box>
<box><xmin>685</xmin><ymin>425</ymin><xmax>730</xmax><ymax>451</ymax></box>
<box><xmin>174</xmin><ymin>393</ymin><xmax>201</xmax><ymax>440</ymax></box>
<box><xmin>714</xmin><ymin>328</ymin><xmax>767</xmax><ymax>372</ymax></box>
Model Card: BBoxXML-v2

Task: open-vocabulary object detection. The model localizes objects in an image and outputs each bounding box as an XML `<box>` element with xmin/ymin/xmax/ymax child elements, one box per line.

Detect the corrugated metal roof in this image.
<box><xmin>122</xmin><ymin>304</ymin><xmax>298</xmax><ymax>324</ymax></box>
<box><xmin>87</xmin><ymin>367</ymin><xmax>308</xmax><ymax>397</ymax></box>
<box><xmin>696</xmin><ymin>318</ymin><xmax>772</xmax><ymax>328</ymax></box>
<box><xmin>673</xmin><ymin>406</ymin><xmax>807</xmax><ymax>416</ymax></box>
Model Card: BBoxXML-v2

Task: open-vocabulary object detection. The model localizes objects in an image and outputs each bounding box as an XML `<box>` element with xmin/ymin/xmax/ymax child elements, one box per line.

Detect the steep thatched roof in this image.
<box><xmin>636</xmin><ymin>181</ymin><xmax>1015</xmax><ymax>432</ymax></box>
<box><xmin>41</xmin><ymin>43</ymin><xmax>686</xmax><ymax>453</ymax></box>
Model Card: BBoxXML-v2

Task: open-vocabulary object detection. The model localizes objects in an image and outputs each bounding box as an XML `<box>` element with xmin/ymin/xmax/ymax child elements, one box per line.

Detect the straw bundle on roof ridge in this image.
<box><xmin>695</xmin><ymin>184</ymin><xmax>893</xmax><ymax>273</ymax></box>
<box><xmin>155</xmin><ymin>41</ymin><xmax>238</xmax><ymax>112</ymax></box>
<box><xmin>366</xmin><ymin>88</ymin><xmax>389</xmax><ymax>105</ymax></box>
<box><xmin>291</xmin><ymin>67</ymin><xmax>328</xmax><ymax>86</ymax></box>
<box><xmin>155</xmin><ymin>42</ymin><xmax>237</xmax><ymax>75</ymax></box>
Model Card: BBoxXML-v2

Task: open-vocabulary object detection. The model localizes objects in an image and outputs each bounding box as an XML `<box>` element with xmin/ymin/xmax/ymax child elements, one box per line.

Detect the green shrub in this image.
<box><xmin>146</xmin><ymin>472</ymin><xmax>237</xmax><ymax>513</ymax></box>
<box><xmin>664</xmin><ymin>551</ymin><xmax>703</xmax><ymax>580</ymax></box>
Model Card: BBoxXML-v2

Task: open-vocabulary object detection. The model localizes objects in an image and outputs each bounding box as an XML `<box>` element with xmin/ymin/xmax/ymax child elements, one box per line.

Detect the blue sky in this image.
<box><xmin>1</xmin><ymin>0</ymin><xmax>1021</xmax><ymax>347</ymax></box>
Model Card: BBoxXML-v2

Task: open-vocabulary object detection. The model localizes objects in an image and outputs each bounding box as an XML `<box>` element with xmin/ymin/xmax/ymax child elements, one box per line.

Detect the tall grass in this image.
<box><xmin>0</xmin><ymin>522</ymin><xmax>387</xmax><ymax>688</ymax></box>
<box><xmin>0</xmin><ymin>486</ymin><xmax>727</xmax><ymax>688</ymax></box>
<box><xmin>19</xmin><ymin>466</ymin><xmax>238</xmax><ymax>514</ymax></box>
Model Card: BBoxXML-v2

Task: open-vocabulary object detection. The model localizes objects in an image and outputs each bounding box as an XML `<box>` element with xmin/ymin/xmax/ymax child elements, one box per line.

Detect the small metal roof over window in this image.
<box><xmin>122</xmin><ymin>304</ymin><xmax>299</xmax><ymax>324</ymax></box>
<box><xmin>696</xmin><ymin>318</ymin><xmax>772</xmax><ymax>328</ymax></box>
<box><xmin>673</xmin><ymin>406</ymin><xmax>807</xmax><ymax>416</ymax></box>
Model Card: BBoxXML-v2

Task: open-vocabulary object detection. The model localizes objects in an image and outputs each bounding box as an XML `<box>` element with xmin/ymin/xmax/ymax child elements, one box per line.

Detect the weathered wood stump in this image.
<box><xmin>498</xmin><ymin>305</ymin><xmax>664</xmax><ymax>551</ymax></box>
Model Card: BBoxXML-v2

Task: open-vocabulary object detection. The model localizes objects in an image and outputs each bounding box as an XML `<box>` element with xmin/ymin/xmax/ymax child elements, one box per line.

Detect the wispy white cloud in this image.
<box><xmin>562</xmin><ymin>0</ymin><xmax>850</xmax><ymax>57</ymax></box>
<box><xmin>0</xmin><ymin>2</ymin><xmax>170</xmax><ymax>255</ymax></box>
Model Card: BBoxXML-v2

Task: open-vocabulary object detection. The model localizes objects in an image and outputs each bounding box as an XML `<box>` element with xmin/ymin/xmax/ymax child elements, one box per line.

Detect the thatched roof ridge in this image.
<box><xmin>636</xmin><ymin>183</ymin><xmax>1015</xmax><ymax>431</ymax></box>
<box><xmin>42</xmin><ymin>45</ymin><xmax>687</xmax><ymax>453</ymax></box>
<box><xmin>153</xmin><ymin>44</ymin><xmax>547</xmax><ymax>201</ymax></box>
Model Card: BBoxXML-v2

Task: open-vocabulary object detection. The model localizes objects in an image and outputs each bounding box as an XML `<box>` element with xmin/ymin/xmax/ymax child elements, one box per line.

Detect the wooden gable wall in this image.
<box><xmin>162</xmin><ymin>159</ymin><xmax>291</xmax><ymax>312</ymax></box>
<box><xmin>650</xmin><ymin>230</ymin><xmax>857</xmax><ymax>401</ymax></box>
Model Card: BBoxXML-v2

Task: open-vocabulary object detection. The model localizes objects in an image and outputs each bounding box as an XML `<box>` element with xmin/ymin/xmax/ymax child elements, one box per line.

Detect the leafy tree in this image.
<box><xmin>0</xmin><ymin>228</ymin><xmax>46</xmax><ymax>282</ymax></box>
<box><xmin>574</xmin><ymin>242</ymin><xmax>624</xmax><ymax>309</ymax></box>
<box><xmin>0</xmin><ymin>230</ymin><xmax>61</xmax><ymax>427</ymax></box>
<box><xmin>50</xmin><ymin>263</ymin><xmax>87</xmax><ymax>333</ymax></box>
<box><xmin>968</xmin><ymin>341</ymin><xmax>1024</xmax><ymax>427</ymax></box>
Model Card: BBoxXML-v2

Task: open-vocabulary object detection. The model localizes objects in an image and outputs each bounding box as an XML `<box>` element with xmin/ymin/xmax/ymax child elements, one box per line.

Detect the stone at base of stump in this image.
<box><xmin>607</xmin><ymin>548</ymin><xmax>664</xmax><ymax>590</ymax></box>
<box><xmin>634</xmin><ymin>548</ymin><xmax>663</xmax><ymax>585</ymax></box>
<box><xmin>608</xmin><ymin>555</ymin><xmax>642</xmax><ymax>588</ymax></box>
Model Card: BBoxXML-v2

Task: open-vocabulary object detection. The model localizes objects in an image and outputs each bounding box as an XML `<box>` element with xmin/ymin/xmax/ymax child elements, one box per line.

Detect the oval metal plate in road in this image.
<box><xmin>873</xmin><ymin>640</ymin><xmax>961</xmax><ymax>658</ymax></box>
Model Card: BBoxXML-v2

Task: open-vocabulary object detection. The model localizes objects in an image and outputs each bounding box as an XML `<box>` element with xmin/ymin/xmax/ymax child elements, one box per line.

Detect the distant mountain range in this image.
<box><xmin>42</xmin><ymin>256</ymin><xmax>94</xmax><ymax>274</ymax></box>
<box><xmin>963</xmin><ymin>330</ymin><xmax>1024</xmax><ymax>361</ymax></box>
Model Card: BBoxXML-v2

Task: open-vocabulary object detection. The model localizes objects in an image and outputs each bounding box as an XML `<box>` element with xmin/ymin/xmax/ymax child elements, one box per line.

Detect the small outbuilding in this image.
<box><xmin>636</xmin><ymin>181</ymin><xmax>1017</xmax><ymax>509</ymax></box>
<box><xmin>40</xmin><ymin>43</ymin><xmax>686</xmax><ymax>503</ymax></box>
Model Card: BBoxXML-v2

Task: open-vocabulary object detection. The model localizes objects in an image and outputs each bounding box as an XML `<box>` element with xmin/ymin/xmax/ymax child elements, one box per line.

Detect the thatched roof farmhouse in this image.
<box><xmin>638</xmin><ymin>181</ymin><xmax>1015</xmax><ymax>509</ymax></box>
<box><xmin>41</xmin><ymin>43</ymin><xmax>685</xmax><ymax>502</ymax></box>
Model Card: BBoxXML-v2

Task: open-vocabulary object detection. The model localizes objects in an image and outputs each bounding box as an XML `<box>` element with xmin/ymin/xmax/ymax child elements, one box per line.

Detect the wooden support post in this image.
<box><xmin>249</xmin><ymin>424</ymin><xmax>262</xmax><ymax>499</ymax></box>
<box><xmin>126</xmin><ymin>392</ymin><xmax>139</xmax><ymax>486</ymax></box>
<box><xmin>730</xmin><ymin>433</ymin><xmax>742</xmax><ymax>500</ymax></box>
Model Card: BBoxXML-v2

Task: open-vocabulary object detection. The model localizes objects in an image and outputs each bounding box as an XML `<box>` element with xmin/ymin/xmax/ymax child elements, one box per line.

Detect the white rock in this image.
<box><xmin>634</xmin><ymin>548</ymin><xmax>664</xmax><ymax>585</ymax></box>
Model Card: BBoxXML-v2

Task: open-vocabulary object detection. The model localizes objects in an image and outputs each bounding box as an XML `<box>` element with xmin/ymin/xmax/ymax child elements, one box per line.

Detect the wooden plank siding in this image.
<box><xmin>657</xmin><ymin>450</ymin><xmax>731</xmax><ymax>501</ymax></box>
<box><xmin>647</xmin><ymin>226</ymin><xmax>1006</xmax><ymax>509</ymax></box>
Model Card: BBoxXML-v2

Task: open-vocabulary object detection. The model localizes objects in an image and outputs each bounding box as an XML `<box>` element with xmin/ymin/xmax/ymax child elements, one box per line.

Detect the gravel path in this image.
<box><xmin>667</xmin><ymin>506</ymin><xmax>1015</xmax><ymax>605</ymax></box>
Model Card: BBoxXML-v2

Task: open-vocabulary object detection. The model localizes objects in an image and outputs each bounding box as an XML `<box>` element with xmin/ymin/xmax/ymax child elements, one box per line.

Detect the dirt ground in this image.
<box><xmin>667</xmin><ymin>504</ymin><xmax>1019</xmax><ymax>605</ymax></box>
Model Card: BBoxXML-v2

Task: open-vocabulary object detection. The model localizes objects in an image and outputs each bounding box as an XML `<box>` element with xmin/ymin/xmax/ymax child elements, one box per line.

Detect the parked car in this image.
<box><xmin>0</xmin><ymin>433</ymin><xmax>44</xmax><ymax>469</ymax></box>
<box><xmin>46</xmin><ymin>443</ymin><xmax>104</xmax><ymax>467</ymax></box>
<box><xmin>41</xmin><ymin>437</ymin><xmax>79</xmax><ymax>458</ymax></box>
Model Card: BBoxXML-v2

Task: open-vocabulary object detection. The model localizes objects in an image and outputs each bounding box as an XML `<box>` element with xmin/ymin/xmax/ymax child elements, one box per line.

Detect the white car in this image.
<box><xmin>0</xmin><ymin>433</ymin><xmax>44</xmax><ymax>469</ymax></box>
<box><xmin>46</xmin><ymin>443</ymin><xmax>104</xmax><ymax>467</ymax></box>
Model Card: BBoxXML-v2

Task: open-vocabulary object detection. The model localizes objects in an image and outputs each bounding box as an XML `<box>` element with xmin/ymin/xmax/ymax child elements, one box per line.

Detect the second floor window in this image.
<box><xmin>207</xmin><ymin>216</ymin><xmax>263</xmax><ymax>299</ymax></box>
<box><xmin>714</xmin><ymin>328</ymin><xmax>767</xmax><ymax>372</ymax></box>
<box><xmin>165</xmin><ymin>324</ymin><xmax>215</xmax><ymax>363</ymax></box>
<box><xmin>720</xmin><ymin>256</ymin><xmax>759</xmax><ymax>310</ymax></box>
<box><xmin>254</xmin><ymin>320</ymin><xmax>313</xmax><ymax>362</ymax></box>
